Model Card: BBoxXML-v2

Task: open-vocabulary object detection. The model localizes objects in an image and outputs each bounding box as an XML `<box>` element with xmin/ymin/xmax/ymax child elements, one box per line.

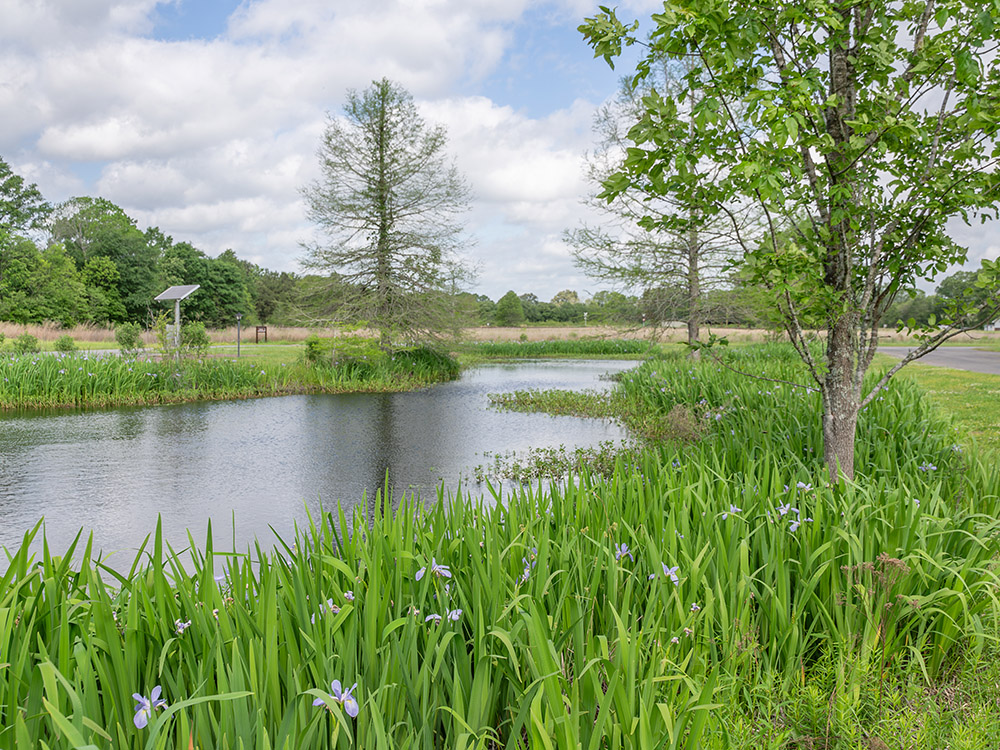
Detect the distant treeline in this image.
<box><xmin>0</xmin><ymin>193</ymin><xmax>984</xmax><ymax>331</ymax></box>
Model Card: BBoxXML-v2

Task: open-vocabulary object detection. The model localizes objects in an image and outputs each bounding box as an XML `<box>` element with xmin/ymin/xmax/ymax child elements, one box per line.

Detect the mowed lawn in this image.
<box><xmin>874</xmin><ymin>354</ymin><xmax>1000</xmax><ymax>457</ymax></box>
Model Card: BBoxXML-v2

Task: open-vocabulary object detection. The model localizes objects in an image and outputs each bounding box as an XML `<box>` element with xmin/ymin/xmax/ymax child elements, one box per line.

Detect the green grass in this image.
<box><xmin>873</xmin><ymin>355</ymin><xmax>1000</xmax><ymax>458</ymax></box>
<box><xmin>2</xmin><ymin>343</ymin><xmax>1000</xmax><ymax>747</ymax></box>
<box><xmin>0</xmin><ymin>345</ymin><xmax>459</xmax><ymax>410</ymax></box>
<box><xmin>455</xmin><ymin>338</ymin><xmax>657</xmax><ymax>360</ymax></box>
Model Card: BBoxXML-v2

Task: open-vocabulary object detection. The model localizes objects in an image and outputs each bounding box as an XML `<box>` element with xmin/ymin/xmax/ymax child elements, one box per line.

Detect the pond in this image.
<box><xmin>0</xmin><ymin>360</ymin><xmax>636</xmax><ymax>559</ymax></box>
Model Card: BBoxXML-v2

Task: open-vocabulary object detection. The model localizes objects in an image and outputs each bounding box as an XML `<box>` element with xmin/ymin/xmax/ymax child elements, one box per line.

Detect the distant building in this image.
<box><xmin>986</xmin><ymin>319</ymin><xmax>1000</xmax><ymax>332</ymax></box>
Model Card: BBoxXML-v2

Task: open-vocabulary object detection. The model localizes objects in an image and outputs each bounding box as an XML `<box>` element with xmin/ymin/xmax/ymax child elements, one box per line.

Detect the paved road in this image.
<box><xmin>878</xmin><ymin>346</ymin><xmax>1000</xmax><ymax>375</ymax></box>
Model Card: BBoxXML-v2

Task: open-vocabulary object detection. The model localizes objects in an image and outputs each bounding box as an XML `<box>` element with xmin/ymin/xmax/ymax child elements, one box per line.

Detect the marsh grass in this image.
<box><xmin>0</xmin><ymin>346</ymin><xmax>459</xmax><ymax>410</ymax></box>
<box><xmin>2</xmin><ymin>342</ymin><xmax>999</xmax><ymax>747</ymax></box>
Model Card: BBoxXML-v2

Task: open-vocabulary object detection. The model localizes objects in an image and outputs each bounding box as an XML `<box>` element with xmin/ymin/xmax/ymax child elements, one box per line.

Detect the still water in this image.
<box><xmin>0</xmin><ymin>360</ymin><xmax>635</xmax><ymax>559</ymax></box>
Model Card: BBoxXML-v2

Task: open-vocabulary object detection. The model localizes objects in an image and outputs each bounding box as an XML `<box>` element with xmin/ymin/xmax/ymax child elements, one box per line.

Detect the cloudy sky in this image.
<box><xmin>0</xmin><ymin>0</ymin><xmax>666</xmax><ymax>301</ymax></box>
<box><xmin>1</xmin><ymin>0</ymin><xmax>996</xmax><ymax>302</ymax></box>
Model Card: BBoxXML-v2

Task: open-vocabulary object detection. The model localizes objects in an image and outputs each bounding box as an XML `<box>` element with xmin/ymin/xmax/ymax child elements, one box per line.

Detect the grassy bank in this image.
<box><xmin>3</xmin><ymin>343</ymin><xmax>1000</xmax><ymax>747</ymax></box>
<box><xmin>0</xmin><ymin>345</ymin><xmax>460</xmax><ymax>410</ymax></box>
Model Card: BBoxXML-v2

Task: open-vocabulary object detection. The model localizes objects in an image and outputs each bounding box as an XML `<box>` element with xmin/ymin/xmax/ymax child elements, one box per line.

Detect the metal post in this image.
<box><xmin>174</xmin><ymin>299</ymin><xmax>181</xmax><ymax>348</ymax></box>
<box><xmin>236</xmin><ymin>314</ymin><xmax>242</xmax><ymax>357</ymax></box>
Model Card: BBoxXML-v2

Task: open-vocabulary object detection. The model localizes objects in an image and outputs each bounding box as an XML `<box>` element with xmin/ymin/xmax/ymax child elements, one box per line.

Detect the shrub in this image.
<box><xmin>54</xmin><ymin>334</ymin><xmax>77</xmax><ymax>353</ymax></box>
<box><xmin>13</xmin><ymin>333</ymin><xmax>40</xmax><ymax>354</ymax></box>
<box><xmin>115</xmin><ymin>322</ymin><xmax>144</xmax><ymax>358</ymax></box>
<box><xmin>181</xmin><ymin>322</ymin><xmax>210</xmax><ymax>357</ymax></box>
<box><xmin>304</xmin><ymin>334</ymin><xmax>325</xmax><ymax>365</ymax></box>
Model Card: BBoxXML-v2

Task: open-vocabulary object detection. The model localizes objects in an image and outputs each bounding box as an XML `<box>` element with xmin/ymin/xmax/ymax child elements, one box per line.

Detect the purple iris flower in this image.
<box><xmin>649</xmin><ymin>563</ymin><xmax>680</xmax><ymax>585</ymax></box>
<box><xmin>313</xmin><ymin>680</ymin><xmax>360</xmax><ymax>718</ymax></box>
<box><xmin>133</xmin><ymin>686</ymin><xmax>167</xmax><ymax>729</ymax></box>
<box><xmin>615</xmin><ymin>543</ymin><xmax>634</xmax><ymax>561</ymax></box>
<box><xmin>447</xmin><ymin>609</ymin><xmax>462</xmax><ymax>621</ymax></box>
<box><xmin>344</xmin><ymin>591</ymin><xmax>354</xmax><ymax>601</ymax></box>
<box><xmin>425</xmin><ymin>613</ymin><xmax>443</xmax><ymax>624</ymax></box>
<box><xmin>721</xmin><ymin>505</ymin><xmax>742</xmax><ymax>520</ymax></box>
<box><xmin>415</xmin><ymin>557</ymin><xmax>451</xmax><ymax>581</ymax></box>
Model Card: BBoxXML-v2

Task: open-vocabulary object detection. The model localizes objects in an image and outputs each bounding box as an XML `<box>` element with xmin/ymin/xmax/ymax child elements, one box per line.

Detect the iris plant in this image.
<box><xmin>133</xmin><ymin>686</ymin><xmax>167</xmax><ymax>729</ymax></box>
<box><xmin>313</xmin><ymin>680</ymin><xmax>360</xmax><ymax>718</ymax></box>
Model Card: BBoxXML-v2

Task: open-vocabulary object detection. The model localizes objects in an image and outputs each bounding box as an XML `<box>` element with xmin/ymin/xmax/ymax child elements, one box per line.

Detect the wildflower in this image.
<box><xmin>918</xmin><ymin>462</ymin><xmax>937</xmax><ymax>472</ymax></box>
<box><xmin>649</xmin><ymin>563</ymin><xmax>680</xmax><ymax>585</ymax></box>
<box><xmin>447</xmin><ymin>608</ymin><xmax>462</xmax><ymax>621</ymax></box>
<box><xmin>776</xmin><ymin>503</ymin><xmax>792</xmax><ymax>517</ymax></box>
<box><xmin>344</xmin><ymin>591</ymin><xmax>355</xmax><ymax>601</ymax></box>
<box><xmin>683</xmin><ymin>627</ymin><xmax>694</xmax><ymax>637</ymax></box>
<box><xmin>789</xmin><ymin>517</ymin><xmax>813</xmax><ymax>533</ymax></box>
<box><xmin>670</xmin><ymin>636</ymin><xmax>680</xmax><ymax>644</ymax></box>
<box><xmin>174</xmin><ymin>619</ymin><xmax>191</xmax><ymax>635</ymax></box>
<box><xmin>913</xmin><ymin>499</ymin><xmax>920</xmax><ymax>508</ymax></box>
<box><xmin>133</xmin><ymin>686</ymin><xmax>167</xmax><ymax>728</ymax></box>
<box><xmin>425</xmin><ymin>613</ymin><xmax>442</xmax><ymax>624</ymax></box>
<box><xmin>415</xmin><ymin>557</ymin><xmax>451</xmax><ymax>581</ymax></box>
<box><xmin>313</xmin><ymin>680</ymin><xmax>360</xmax><ymax>718</ymax></box>
<box><xmin>614</xmin><ymin>542</ymin><xmax>633</xmax><ymax>561</ymax></box>
<box><xmin>721</xmin><ymin>504</ymin><xmax>741</xmax><ymax>520</ymax></box>
<box><xmin>690</xmin><ymin>603</ymin><xmax>701</xmax><ymax>612</ymax></box>
<box><xmin>796</xmin><ymin>482</ymin><xmax>813</xmax><ymax>491</ymax></box>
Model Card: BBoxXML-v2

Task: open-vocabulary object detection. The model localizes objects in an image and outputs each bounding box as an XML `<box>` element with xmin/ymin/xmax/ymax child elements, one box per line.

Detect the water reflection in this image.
<box><xmin>0</xmin><ymin>360</ymin><xmax>636</xmax><ymax>558</ymax></box>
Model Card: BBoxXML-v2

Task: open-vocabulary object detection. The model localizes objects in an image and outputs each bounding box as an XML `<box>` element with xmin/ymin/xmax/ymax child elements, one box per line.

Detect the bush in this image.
<box><xmin>54</xmin><ymin>334</ymin><xmax>77</xmax><ymax>353</ymax></box>
<box><xmin>181</xmin><ymin>322</ymin><xmax>210</xmax><ymax>357</ymax></box>
<box><xmin>115</xmin><ymin>322</ymin><xmax>144</xmax><ymax>358</ymax></box>
<box><xmin>304</xmin><ymin>334</ymin><xmax>325</xmax><ymax>365</ymax></box>
<box><xmin>13</xmin><ymin>333</ymin><xmax>40</xmax><ymax>354</ymax></box>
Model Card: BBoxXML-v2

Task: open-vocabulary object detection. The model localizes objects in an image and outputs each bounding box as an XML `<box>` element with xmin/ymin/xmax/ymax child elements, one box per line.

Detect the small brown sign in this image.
<box><xmin>255</xmin><ymin>326</ymin><xmax>267</xmax><ymax>343</ymax></box>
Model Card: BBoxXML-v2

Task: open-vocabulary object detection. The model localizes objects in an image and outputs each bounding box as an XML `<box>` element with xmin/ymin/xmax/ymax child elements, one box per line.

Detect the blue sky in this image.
<box><xmin>0</xmin><ymin>0</ymin><xmax>993</xmax><ymax>302</ymax></box>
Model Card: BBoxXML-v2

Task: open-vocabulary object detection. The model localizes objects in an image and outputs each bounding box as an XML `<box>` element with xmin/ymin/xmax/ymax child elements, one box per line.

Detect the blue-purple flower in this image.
<box><xmin>721</xmin><ymin>504</ymin><xmax>742</xmax><ymax>520</ymax></box>
<box><xmin>649</xmin><ymin>563</ymin><xmax>680</xmax><ymax>585</ymax></box>
<box><xmin>615</xmin><ymin>542</ymin><xmax>633</xmax><ymax>562</ymax></box>
<box><xmin>174</xmin><ymin>619</ymin><xmax>191</xmax><ymax>635</ymax></box>
<box><xmin>313</xmin><ymin>680</ymin><xmax>360</xmax><ymax>718</ymax></box>
<box><xmin>133</xmin><ymin>686</ymin><xmax>167</xmax><ymax>729</ymax></box>
<box><xmin>415</xmin><ymin>558</ymin><xmax>451</xmax><ymax>581</ymax></box>
<box><xmin>344</xmin><ymin>591</ymin><xmax>355</xmax><ymax>602</ymax></box>
<box><xmin>447</xmin><ymin>608</ymin><xmax>462</xmax><ymax>622</ymax></box>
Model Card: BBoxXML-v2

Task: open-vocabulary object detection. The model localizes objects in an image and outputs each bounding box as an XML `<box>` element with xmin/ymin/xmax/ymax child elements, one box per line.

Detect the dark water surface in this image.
<box><xmin>0</xmin><ymin>360</ymin><xmax>635</xmax><ymax>559</ymax></box>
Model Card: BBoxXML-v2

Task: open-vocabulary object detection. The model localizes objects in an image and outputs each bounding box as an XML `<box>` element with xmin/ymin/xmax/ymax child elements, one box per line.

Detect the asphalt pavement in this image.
<box><xmin>877</xmin><ymin>346</ymin><xmax>1000</xmax><ymax>375</ymax></box>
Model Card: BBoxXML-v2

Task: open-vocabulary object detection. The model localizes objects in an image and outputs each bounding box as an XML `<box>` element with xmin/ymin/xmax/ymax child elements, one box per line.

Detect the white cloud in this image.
<box><xmin>0</xmin><ymin>0</ymin><xmax>656</xmax><ymax>299</ymax></box>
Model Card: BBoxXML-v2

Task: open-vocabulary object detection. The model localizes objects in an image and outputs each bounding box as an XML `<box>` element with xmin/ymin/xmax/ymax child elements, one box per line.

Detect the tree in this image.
<box><xmin>551</xmin><ymin>289</ymin><xmax>581</xmax><ymax>306</ymax></box>
<box><xmin>565</xmin><ymin>56</ymin><xmax>746</xmax><ymax>351</ymax></box>
<box><xmin>0</xmin><ymin>157</ymin><xmax>51</xmax><ymax>310</ymax></box>
<box><xmin>494</xmin><ymin>290</ymin><xmax>526</xmax><ymax>326</ymax></box>
<box><xmin>301</xmin><ymin>78</ymin><xmax>472</xmax><ymax>349</ymax></box>
<box><xmin>51</xmin><ymin>198</ymin><xmax>160</xmax><ymax>321</ymax></box>
<box><xmin>582</xmin><ymin>2</ymin><xmax>1000</xmax><ymax>480</ymax></box>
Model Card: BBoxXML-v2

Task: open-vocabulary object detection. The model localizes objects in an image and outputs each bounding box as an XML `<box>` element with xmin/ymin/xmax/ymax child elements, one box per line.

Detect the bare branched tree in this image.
<box><xmin>301</xmin><ymin>78</ymin><xmax>472</xmax><ymax>349</ymax></box>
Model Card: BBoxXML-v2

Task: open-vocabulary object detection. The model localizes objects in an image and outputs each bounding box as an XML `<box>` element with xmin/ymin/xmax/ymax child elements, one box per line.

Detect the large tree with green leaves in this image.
<box><xmin>582</xmin><ymin>1</ymin><xmax>1000</xmax><ymax>480</ymax></box>
<box><xmin>301</xmin><ymin>78</ymin><xmax>472</xmax><ymax>349</ymax></box>
<box><xmin>0</xmin><ymin>157</ymin><xmax>51</xmax><ymax>308</ymax></box>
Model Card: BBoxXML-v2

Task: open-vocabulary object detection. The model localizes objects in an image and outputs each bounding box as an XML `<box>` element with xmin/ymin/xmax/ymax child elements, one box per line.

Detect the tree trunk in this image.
<box><xmin>687</xmin><ymin>220</ymin><xmax>700</xmax><ymax>360</ymax></box>
<box><xmin>822</xmin><ymin>318</ymin><xmax>860</xmax><ymax>481</ymax></box>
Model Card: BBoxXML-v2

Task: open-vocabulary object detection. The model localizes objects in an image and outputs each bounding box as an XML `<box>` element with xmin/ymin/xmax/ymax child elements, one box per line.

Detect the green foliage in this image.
<box><xmin>12</xmin><ymin>332</ymin><xmax>39</xmax><ymax>354</ymax></box>
<box><xmin>180</xmin><ymin>321</ymin><xmax>210</xmax><ymax>357</ymax></box>
<box><xmin>115</xmin><ymin>322</ymin><xmax>144</xmax><ymax>358</ymax></box>
<box><xmin>461</xmin><ymin>338</ymin><xmax>652</xmax><ymax>358</ymax></box>
<box><xmin>493</xmin><ymin>290</ymin><xmax>525</xmax><ymax>326</ymax></box>
<box><xmin>53</xmin><ymin>334</ymin><xmax>76</xmax><ymax>353</ymax></box>
<box><xmin>1</xmin><ymin>345</ymin><xmax>998</xmax><ymax>746</ymax></box>
<box><xmin>580</xmin><ymin>1</ymin><xmax>1000</xmax><ymax>477</ymax></box>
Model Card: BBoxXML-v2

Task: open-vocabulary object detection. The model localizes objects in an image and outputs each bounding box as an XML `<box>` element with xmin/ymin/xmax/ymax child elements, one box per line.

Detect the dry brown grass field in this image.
<box><xmin>3</xmin><ymin>320</ymin><xmax>999</xmax><ymax>347</ymax></box>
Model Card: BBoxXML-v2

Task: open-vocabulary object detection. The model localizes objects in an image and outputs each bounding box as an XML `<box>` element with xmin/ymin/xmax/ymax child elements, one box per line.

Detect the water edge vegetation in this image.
<box><xmin>1</xmin><ymin>342</ymin><xmax>999</xmax><ymax>747</ymax></box>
